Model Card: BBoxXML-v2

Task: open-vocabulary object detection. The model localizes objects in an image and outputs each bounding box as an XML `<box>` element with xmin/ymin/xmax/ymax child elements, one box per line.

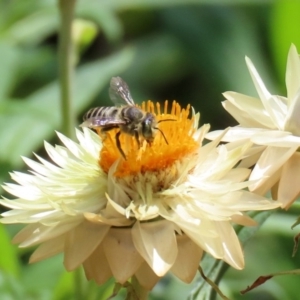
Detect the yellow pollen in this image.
<box><xmin>99</xmin><ymin>101</ymin><xmax>199</xmax><ymax>177</ymax></box>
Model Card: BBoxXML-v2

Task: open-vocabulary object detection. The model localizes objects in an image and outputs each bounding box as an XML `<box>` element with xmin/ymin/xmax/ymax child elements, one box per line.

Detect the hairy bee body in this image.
<box><xmin>81</xmin><ymin>77</ymin><xmax>170</xmax><ymax>159</ymax></box>
<box><xmin>82</xmin><ymin>105</ymin><xmax>156</xmax><ymax>139</ymax></box>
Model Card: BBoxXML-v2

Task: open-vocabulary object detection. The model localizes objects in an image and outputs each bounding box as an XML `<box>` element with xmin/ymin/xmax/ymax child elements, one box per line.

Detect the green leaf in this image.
<box><xmin>21</xmin><ymin>255</ymin><xmax>64</xmax><ymax>291</ymax></box>
<box><xmin>269</xmin><ymin>0</ymin><xmax>300</xmax><ymax>89</ymax></box>
<box><xmin>0</xmin><ymin>103</ymin><xmax>53</xmax><ymax>167</ymax></box>
<box><xmin>77</xmin><ymin>6</ymin><xmax>123</xmax><ymax>43</ymax></box>
<box><xmin>80</xmin><ymin>0</ymin><xmax>274</xmax><ymax>11</ymax></box>
<box><xmin>122</xmin><ymin>34</ymin><xmax>187</xmax><ymax>90</ymax></box>
<box><xmin>53</xmin><ymin>271</ymin><xmax>75</xmax><ymax>300</ymax></box>
<box><xmin>0</xmin><ymin>225</ymin><xmax>20</xmax><ymax>277</ymax></box>
<box><xmin>0</xmin><ymin>272</ymin><xmax>25</xmax><ymax>300</ymax></box>
<box><xmin>3</xmin><ymin>8</ymin><xmax>59</xmax><ymax>46</ymax></box>
<box><xmin>0</xmin><ymin>43</ymin><xmax>21</xmax><ymax>100</ymax></box>
<box><xmin>15</xmin><ymin>47</ymin><xmax>56</xmax><ymax>93</ymax></box>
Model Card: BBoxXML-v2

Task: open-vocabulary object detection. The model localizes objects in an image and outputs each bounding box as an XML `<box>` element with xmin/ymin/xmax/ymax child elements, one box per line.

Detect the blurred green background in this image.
<box><xmin>1</xmin><ymin>0</ymin><xmax>300</xmax><ymax>299</ymax></box>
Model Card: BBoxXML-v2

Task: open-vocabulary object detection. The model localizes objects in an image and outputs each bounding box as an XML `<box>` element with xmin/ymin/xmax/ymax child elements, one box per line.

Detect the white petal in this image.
<box><xmin>160</xmin><ymin>201</ymin><xmax>216</xmax><ymax>236</ymax></box>
<box><xmin>105</xmin><ymin>193</ymin><xmax>127</xmax><ymax>216</ymax></box>
<box><xmin>284</xmin><ymin>89</ymin><xmax>300</xmax><ymax>136</ymax></box>
<box><xmin>223</xmin><ymin>92</ymin><xmax>274</xmax><ymax>128</ymax></box>
<box><xmin>56</xmin><ymin>131</ymin><xmax>96</xmax><ymax>164</ymax></box>
<box><xmin>249</xmin><ymin>146</ymin><xmax>297</xmax><ymax>190</ymax></box>
<box><xmin>228</xmin><ymin>191</ymin><xmax>279</xmax><ymax>211</ymax></box>
<box><xmin>222</xmin><ymin>168</ymin><xmax>250</xmax><ymax>182</ymax></box>
<box><xmin>13</xmin><ymin>219</ymin><xmax>81</xmax><ymax>247</ymax></box>
<box><xmin>238</xmin><ymin>145</ymin><xmax>266</xmax><ymax>168</ymax></box>
<box><xmin>245</xmin><ymin>56</ymin><xmax>271</xmax><ymax>102</ymax></box>
<box><xmin>251</xmin><ymin>131</ymin><xmax>300</xmax><ymax>147</ymax></box>
<box><xmin>11</xmin><ymin>224</ymin><xmax>40</xmax><ymax>244</ymax></box>
<box><xmin>246</xmin><ymin>57</ymin><xmax>284</xmax><ymax>129</ymax></box>
<box><xmin>23</xmin><ymin>156</ymin><xmax>55</xmax><ymax>176</ymax></box>
<box><xmin>135</xmin><ymin>262</ymin><xmax>160</xmax><ymax>290</ymax></box>
<box><xmin>0</xmin><ymin>197</ymin><xmax>49</xmax><ymax>210</ymax></box>
<box><xmin>44</xmin><ymin>141</ymin><xmax>70</xmax><ymax>168</ymax></box>
<box><xmin>170</xmin><ymin>235</ymin><xmax>203</xmax><ymax>283</ymax></box>
<box><xmin>2</xmin><ymin>182</ymin><xmax>41</xmax><ymax>201</ymax></box>
<box><xmin>30</xmin><ymin>235</ymin><xmax>65</xmax><ymax>263</ymax></box>
<box><xmin>278</xmin><ymin>152</ymin><xmax>300</xmax><ymax>209</ymax></box>
<box><xmin>286</xmin><ymin>44</ymin><xmax>300</xmax><ymax>102</ymax></box>
<box><xmin>192</xmin><ymin>141</ymin><xmax>251</xmax><ymax>182</ymax></box>
<box><xmin>107</xmin><ymin>163</ymin><xmax>131</xmax><ymax>207</ymax></box>
<box><xmin>215</xmin><ymin>221</ymin><xmax>244</xmax><ymax>269</ymax></box>
<box><xmin>254</xmin><ymin>167</ymin><xmax>282</xmax><ymax>197</ymax></box>
<box><xmin>163</xmin><ymin>211</ymin><xmax>223</xmax><ymax>259</ymax></box>
<box><xmin>206</xmin><ymin>127</ymin><xmax>264</xmax><ymax>142</ymax></box>
<box><xmin>193</xmin><ymin>123</ymin><xmax>210</xmax><ymax>142</ymax></box>
<box><xmin>102</xmin><ymin>228</ymin><xmax>144</xmax><ymax>284</ymax></box>
<box><xmin>84</xmin><ymin>212</ymin><xmax>133</xmax><ymax>227</ymax></box>
<box><xmin>76</xmin><ymin>127</ymin><xmax>102</xmax><ymax>158</ymax></box>
<box><xmin>231</xmin><ymin>214</ymin><xmax>257</xmax><ymax>226</ymax></box>
<box><xmin>64</xmin><ymin>220</ymin><xmax>110</xmax><ymax>271</ymax></box>
<box><xmin>265</xmin><ymin>96</ymin><xmax>287</xmax><ymax>130</ymax></box>
<box><xmin>131</xmin><ymin>220</ymin><xmax>177</xmax><ymax>276</ymax></box>
<box><xmin>33</xmin><ymin>154</ymin><xmax>63</xmax><ymax>174</ymax></box>
<box><xmin>82</xmin><ymin>244</ymin><xmax>113</xmax><ymax>285</ymax></box>
<box><xmin>222</xmin><ymin>100</ymin><xmax>264</xmax><ymax>128</ymax></box>
<box><xmin>202</xmin><ymin>127</ymin><xmax>231</xmax><ymax>154</ymax></box>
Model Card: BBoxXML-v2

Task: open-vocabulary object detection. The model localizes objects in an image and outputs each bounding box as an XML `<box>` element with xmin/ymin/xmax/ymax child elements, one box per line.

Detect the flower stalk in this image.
<box><xmin>198</xmin><ymin>267</ymin><xmax>229</xmax><ymax>300</ymax></box>
<box><xmin>74</xmin><ymin>267</ymin><xmax>85</xmax><ymax>300</ymax></box>
<box><xmin>58</xmin><ymin>0</ymin><xmax>81</xmax><ymax>297</ymax></box>
<box><xmin>58</xmin><ymin>0</ymin><xmax>76</xmax><ymax>139</ymax></box>
<box><xmin>131</xmin><ymin>276</ymin><xmax>149</xmax><ymax>300</ymax></box>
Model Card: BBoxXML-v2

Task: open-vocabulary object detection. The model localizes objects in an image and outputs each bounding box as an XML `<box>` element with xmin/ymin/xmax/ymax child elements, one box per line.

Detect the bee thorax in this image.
<box><xmin>121</xmin><ymin>106</ymin><xmax>144</xmax><ymax>122</ymax></box>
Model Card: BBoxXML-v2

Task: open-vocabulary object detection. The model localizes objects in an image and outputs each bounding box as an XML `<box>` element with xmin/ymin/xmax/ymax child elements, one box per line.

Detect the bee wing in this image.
<box><xmin>80</xmin><ymin>117</ymin><xmax>126</xmax><ymax>128</ymax></box>
<box><xmin>109</xmin><ymin>76</ymin><xmax>135</xmax><ymax>106</ymax></box>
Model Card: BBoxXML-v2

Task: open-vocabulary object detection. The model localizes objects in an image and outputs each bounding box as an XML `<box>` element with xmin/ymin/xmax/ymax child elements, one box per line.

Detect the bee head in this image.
<box><xmin>141</xmin><ymin>113</ymin><xmax>156</xmax><ymax>142</ymax></box>
<box><xmin>141</xmin><ymin>113</ymin><xmax>175</xmax><ymax>145</ymax></box>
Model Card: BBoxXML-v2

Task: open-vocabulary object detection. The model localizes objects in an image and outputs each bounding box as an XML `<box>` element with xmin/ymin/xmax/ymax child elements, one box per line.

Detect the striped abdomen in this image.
<box><xmin>83</xmin><ymin>106</ymin><xmax>119</xmax><ymax>121</ymax></box>
<box><xmin>81</xmin><ymin>106</ymin><xmax>126</xmax><ymax>129</ymax></box>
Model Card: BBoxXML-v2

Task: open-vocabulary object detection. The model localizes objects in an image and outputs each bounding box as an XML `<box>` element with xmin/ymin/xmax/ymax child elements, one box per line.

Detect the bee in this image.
<box><xmin>80</xmin><ymin>76</ymin><xmax>173</xmax><ymax>159</ymax></box>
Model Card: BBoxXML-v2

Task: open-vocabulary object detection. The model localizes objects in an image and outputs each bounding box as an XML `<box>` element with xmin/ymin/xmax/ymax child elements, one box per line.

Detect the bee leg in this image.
<box><xmin>155</xmin><ymin>127</ymin><xmax>169</xmax><ymax>145</ymax></box>
<box><xmin>100</xmin><ymin>128</ymin><xmax>108</xmax><ymax>140</ymax></box>
<box><xmin>115</xmin><ymin>131</ymin><xmax>127</xmax><ymax>160</ymax></box>
<box><xmin>134</xmin><ymin>131</ymin><xmax>140</xmax><ymax>148</ymax></box>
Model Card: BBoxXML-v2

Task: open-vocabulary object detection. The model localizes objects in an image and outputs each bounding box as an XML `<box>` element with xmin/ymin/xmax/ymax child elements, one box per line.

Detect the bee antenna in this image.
<box><xmin>155</xmin><ymin>127</ymin><xmax>169</xmax><ymax>145</ymax></box>
<box><xmin>157</xmin><ymin>119</ymin><xmax>176</xmax><ymax>124</ymax></box>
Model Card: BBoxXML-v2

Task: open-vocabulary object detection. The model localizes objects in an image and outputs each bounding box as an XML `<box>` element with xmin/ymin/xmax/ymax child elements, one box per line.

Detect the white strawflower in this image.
<box><xmin>206</xmin><ymin>44</ymin><xmax>300</xmax><ymax>209</ymax></box>
<box><xmin>0</xmin><ymin>101</ymin><xmax>278</xmax><ymax>290</ymax></box>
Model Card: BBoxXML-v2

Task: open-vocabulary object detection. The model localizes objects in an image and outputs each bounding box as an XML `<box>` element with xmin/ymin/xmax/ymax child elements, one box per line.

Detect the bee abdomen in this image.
<box><xmin>83</xmin><ymin>107</ymin><xmax>118</xmax><ymax>120</ymax></box>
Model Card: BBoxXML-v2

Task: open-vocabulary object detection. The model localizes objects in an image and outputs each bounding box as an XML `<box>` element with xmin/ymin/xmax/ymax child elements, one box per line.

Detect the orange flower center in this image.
<box><xmin>99</xmin><ymin>101</ymin><xmax>198</xmax><ymax>177</ymax></box>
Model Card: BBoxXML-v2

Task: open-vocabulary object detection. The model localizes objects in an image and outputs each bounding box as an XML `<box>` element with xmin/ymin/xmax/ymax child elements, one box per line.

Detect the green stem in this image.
<box><xmin>58</xmin><ymin>0</ymin><xmax>76</xmax><ymax>139</ymax></box>
<box><xmin>74</xmin><ymin>267</ymin><xmax>85</xmax><ymax>300</ymax></box>
<box><xmin>198</xmin><ymin>266</ymin><xmax>229</xmax><ymax>300</ymax></box>
<box><xmin>131</xmin><ymin>276</ymin><xmax>149</xmax><ymax>300</ymax></box>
